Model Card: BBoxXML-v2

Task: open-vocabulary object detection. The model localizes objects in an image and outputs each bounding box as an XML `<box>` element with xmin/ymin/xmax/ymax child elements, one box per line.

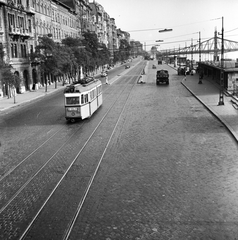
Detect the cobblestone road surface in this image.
<box><xmin>1</xmin><ymin>60</ymin><xmax>238</xmax><ymax>240</ymax></box>
<box><xmin>69</xmin><ymin>63</ymin><xmax>238</xmax><ymax>240</ymax></box>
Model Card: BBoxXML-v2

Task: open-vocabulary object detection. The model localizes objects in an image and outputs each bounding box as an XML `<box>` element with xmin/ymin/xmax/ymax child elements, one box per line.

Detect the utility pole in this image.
<box><xmin>218</xmin><ymin>16</ymin><xmax>225</xmax><ymax>105</ymax></box>
<box><xmin>199</xmin><ymin>31</ymin><xmax>201</xmax><ymax>63</ymax></box>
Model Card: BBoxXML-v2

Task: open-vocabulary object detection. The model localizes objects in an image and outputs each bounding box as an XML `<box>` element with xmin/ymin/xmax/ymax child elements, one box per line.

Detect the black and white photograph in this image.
<box><xmin>1</xmin><ymin>0</ymin><xmax>238</xmax><ymax>239</ymax></box>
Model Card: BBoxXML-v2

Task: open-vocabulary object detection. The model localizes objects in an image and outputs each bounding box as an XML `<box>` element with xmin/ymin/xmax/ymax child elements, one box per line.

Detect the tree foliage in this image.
<box><xmin>30</xmin><ymin>34</ymin><xmax>131</xmax><ymax>82</ymax></box>
<box><xmin>118</xmin><ymin>39</ymin><xmax>131</xmax><ymax>61</ymax></box>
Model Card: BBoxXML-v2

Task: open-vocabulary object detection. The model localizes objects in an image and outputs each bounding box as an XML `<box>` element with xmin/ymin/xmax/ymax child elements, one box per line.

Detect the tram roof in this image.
<box><xmin>64</xmin><ymin>78</ymin><xmax>102</xmax><ymax>93</ymax></box>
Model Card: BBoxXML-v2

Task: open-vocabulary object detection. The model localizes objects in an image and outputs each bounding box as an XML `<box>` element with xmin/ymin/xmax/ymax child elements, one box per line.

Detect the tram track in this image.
<box><xmin>0</xmin><ymin>69</ymin><xmax>127</xmax><ymax>209</ymax></box>
<box><xmin>0</xmin><ymin>62</ymin><xmax>146</xmax><ymax>240</ymax></box>
<box><xmin>20</xmin><ymin>74</ymin><xmax>139</xmax><ymax>240</ymax></box>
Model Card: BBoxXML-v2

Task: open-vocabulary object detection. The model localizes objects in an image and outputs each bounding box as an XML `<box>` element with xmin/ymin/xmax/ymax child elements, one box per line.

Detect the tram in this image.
<box><xmin>64</xmin><ymin>77</ymin><xmax>102</xmax><ymax>122</ymax></box>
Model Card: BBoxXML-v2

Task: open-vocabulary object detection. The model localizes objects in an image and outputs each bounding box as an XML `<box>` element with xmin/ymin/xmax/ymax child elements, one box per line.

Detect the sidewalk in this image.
<box><xmin>0</xmin><ymin>82</ymin><xmax>65</xmax><ymax>112</ymax></box>
<box><xmin>181</xmin><ymin>73</ymin><xmax>238</xmax><ymax>143</ymax></box>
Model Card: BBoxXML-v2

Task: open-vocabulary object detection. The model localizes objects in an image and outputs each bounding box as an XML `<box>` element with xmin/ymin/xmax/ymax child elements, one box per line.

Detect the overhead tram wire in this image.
<box><xmin>143</xmin><ymin>37</ymin><xmax>212</xmax><ymax>47</ymax></box>
<box><xmin>126</xmin><ymin>18</ymin><xmax>222</xmax><ymax>33</ymax></box>
<box><xmin>142</xmin><ymin>27</ymin><xmax>238</xmax><ymax>44</ymax></box>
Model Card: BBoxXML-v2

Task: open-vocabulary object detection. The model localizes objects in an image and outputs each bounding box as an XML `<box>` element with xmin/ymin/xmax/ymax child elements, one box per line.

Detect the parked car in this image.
<box><xmin>152</xmin><ymin>64</ymin><xmax>156</xmax><ymax>69</ymax></box>
<box><xmin>156</xmin><ymin>69</ymin><xmax>169</xmax><ymax>85</ymax></box>
<box><xmin>125</xmin><ymin>65</ymin><xmax>130</xmax><ymax>69</ymax></box>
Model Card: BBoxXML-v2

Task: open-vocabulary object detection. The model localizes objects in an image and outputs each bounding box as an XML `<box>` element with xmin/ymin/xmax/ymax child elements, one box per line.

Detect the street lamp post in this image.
<box><xmin>218</xmin><ymin>16</ymin><xmax>225</xmax><ymax>105</ymax></box>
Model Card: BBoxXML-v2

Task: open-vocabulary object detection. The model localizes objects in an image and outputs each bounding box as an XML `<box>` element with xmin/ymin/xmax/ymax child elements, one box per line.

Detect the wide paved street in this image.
<box><xmin>68</xmin><ymin>62</ymin><xmax>238</xmax><ymax>240</ymax></box>
<box><xmin>1</xmin><ymin>60</ymin><xmax>238</xmax><ymax>240</ymax></box>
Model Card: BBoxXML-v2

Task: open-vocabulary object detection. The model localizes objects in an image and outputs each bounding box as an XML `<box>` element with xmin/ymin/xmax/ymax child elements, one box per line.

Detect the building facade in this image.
<box><xmin>0</xmin><ymin>0</ymin><xmax>135</xmax><ymax>98</ymax></box>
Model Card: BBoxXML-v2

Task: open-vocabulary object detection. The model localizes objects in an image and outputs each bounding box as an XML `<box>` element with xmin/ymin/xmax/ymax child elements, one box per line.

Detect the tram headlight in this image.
<box><xmin>67</xmin><ymin>107</ymin><xmax>78</xmax><ymax>112</ymax></box>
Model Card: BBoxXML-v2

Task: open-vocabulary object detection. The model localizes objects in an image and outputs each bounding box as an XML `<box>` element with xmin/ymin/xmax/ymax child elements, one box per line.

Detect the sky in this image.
<box><xmin>94</xmin><ymin>0</ymin><xmax>238</xmax><ymax>60</ymax></box>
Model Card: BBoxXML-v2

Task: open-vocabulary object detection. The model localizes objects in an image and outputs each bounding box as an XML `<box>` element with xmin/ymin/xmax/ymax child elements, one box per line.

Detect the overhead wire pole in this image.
<box><xmin>218</xmin><ymin>16</ymin><xmax>225</xmax><ymax>105</ymax></box>
<box><xmin>198</xmin><ymin>31</ymin><xmax>203</xmax><ymax>84</ymax></box>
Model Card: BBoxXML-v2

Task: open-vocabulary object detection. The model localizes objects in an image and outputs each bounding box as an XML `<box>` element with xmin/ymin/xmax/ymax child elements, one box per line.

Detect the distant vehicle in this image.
<box><xmin>125</xmin><ymin>65</ymin><xmax>130</xmax><ymax>69</ymax></box>
<box><xmin>101</xmin><ymin>71</ymin><xmax>107</xmax><ymax>77</ymax></box>
<box><xmin>64</xmin><ymin>78</ymin><xmax>102</xmax><ymax>122</ymax></box>
<box><xmin>156</xmin><ymin>69</ymin><xmax>169</xmax><ymax>85</ymax></box>
<box><xmin>152</xmin><ymin>64</ymin><xmax>156</xmax><ymax>69</ymax></box>
<box><xmin>177</xmin><ymin>66</ymin><xmax>185</xmax><ymax>75</ymax></box>
<box><xmin>190</xmin><ymin>69</ymin><xmax>196</xmax><ymax>75</ymax></box>
<box><xmin>158</xmin><ymin>57</ymin><xmax>163</xmax><ymax>65</ymax></box>
<box><xmin>177</xmin><ymin>57</ymin><xmax>187</xmax><ymax>66</ymax></box>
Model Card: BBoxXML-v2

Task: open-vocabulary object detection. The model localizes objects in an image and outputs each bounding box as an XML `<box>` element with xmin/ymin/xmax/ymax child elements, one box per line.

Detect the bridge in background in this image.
<box><xmin>160</xmin><ymin>30</ymin><xmax>238</xmax><ymax>60</ymax></box>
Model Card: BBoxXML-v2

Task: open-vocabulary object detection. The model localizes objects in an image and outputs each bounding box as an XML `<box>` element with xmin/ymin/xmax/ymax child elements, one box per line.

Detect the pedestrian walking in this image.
<box><xmin>105</xmin><ymin>75</ymin><xmax>109</xmax><ymax>85</ymax></box>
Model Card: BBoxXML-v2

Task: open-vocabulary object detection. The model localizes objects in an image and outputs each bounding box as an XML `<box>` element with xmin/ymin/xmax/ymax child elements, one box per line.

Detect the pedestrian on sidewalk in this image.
<box><xmin>105</xmin><ymin>75</ymin><xmax>109</xmax><ymax>85</ymax></box>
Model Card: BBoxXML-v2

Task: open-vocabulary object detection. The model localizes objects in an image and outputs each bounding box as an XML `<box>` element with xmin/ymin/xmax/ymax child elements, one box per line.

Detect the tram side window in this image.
<box><xmin>97</xmin><ymin>85</ymin><xmax>102</xmax><ymax>95</ymax></box>
<box><xmin>84</xmin><ymin>94</ymin><xmax>88</xmax><ymax>103</ymax></box>
<box><xmin>81</xmin><ymin>94</ymin><xmax>84</xmax><ymax>104</ymax></box>
<box><xmin>90</xmin><ymin>89</ymin><xmax>96</xmax><ymax>100</ymax></box>
<box><xmin>66</xmin><ymin>97</ymin><xmax>79</xmax><ymax>105</ymax></box>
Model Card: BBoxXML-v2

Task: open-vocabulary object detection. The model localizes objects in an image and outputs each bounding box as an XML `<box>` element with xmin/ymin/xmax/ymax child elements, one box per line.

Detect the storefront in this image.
<box><xmin>198</xmin><ymin>62</ymin><xmax>238</xmax><ymax>94</ymax></box>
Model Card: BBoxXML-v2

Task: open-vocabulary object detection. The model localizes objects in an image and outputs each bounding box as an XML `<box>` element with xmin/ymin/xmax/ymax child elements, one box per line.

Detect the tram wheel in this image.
<box><xmin>70</xmin><ymin>119</ymin><xmax>76</xmax><ymax>123</ymax></box>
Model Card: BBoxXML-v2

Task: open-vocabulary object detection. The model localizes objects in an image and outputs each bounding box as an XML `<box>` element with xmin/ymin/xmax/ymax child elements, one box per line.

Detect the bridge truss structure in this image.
<box><xmin>161</xmin><ymin>34</ymin><xmax>238</xmax><ymax>58</ymax></box>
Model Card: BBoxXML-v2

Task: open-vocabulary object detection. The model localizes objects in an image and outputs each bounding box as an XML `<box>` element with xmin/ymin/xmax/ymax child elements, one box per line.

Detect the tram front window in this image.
<box><xmin>66</xmin><ymin>97</ymin><xmax>79</xmax><ymax>105</ymax></box>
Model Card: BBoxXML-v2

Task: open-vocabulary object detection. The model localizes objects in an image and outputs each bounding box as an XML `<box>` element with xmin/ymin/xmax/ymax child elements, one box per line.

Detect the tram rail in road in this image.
<box><xmin>0</xmin><ymin>61</ymin><xmax>146</xmax><ymax>240</ymax></box>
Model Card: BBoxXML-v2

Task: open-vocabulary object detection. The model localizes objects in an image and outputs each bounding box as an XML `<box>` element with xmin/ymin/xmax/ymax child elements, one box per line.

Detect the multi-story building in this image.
<box><xmin>0</xmin><ymin>0</ymin><xmax>35</xmax><ymax>95</ymax></box>
<box><xmin>89</xmin><ymin>1</ymin><xmax>104</xmax><ymax>43</ymax></box>
<box><xmin>117</xmin><ymin>28</ymin><xmax>130</xmax><ymax>43</ymax></box>
<box><xmin>110</xmin><ymin>18</ymin><xmax>117</xmax><ymax>62</ymax></box>
<box><xmin>0</xmin><ymin>0</ymin><xmax>81</xmax><ymax>96</ymax></box>
<box><xmin>0</xmin><ymin>0</ymin><xmax>137</xmax><ymax>98</ymax></box>
<box><xmin>61</xmin><ymin>0</ymin><xmax>93</xmax><ymax>35</ymax></box>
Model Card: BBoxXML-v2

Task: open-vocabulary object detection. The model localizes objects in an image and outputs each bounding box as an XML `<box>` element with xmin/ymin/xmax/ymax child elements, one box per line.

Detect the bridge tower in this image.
<box><xmin>214</xmin><ymin>28</ymin><xmax>219</xmax><ymax>62</ymax></box>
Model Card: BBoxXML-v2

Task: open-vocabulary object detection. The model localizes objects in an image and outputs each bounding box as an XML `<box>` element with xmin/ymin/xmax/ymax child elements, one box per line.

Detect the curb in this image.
<box><xmin>181</xmin><ymin>80</ymin><xmax>238</xmax><ymax>143</ymax></box>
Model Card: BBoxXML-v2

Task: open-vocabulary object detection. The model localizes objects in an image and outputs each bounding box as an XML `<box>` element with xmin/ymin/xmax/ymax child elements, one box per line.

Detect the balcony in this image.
<box><xmin>25</xmin><ymin>6</ymin><xmax>35</xmax><ymax>13</ymax></box>
<box><xmin>9</xmin><ymin>26</ymin><xmax>33</xmax><ymax>38</ymax></box>
<box><xmin>9</xmin><ymin>25</ymin><xmax>16</xmax><ymax>34</ymax></box>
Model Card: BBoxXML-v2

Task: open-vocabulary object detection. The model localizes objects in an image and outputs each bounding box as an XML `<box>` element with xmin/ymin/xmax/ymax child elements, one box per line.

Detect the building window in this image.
<box><xmin>8</xmin><ymin>13</ymin><xmax>15</xmax><ymax>29</ymax></box>
<box><xmin>28</xmin><ymin>19</ymin><xmax>32</xmax><ymax>33</ymax></box>
<box><xmin>18</xmin><ymin>16</ymin><xmax>24</xmax><ymax>28</ymax></box>
<box><xmin>36</xmin><ymin>1</ymin><xmax>39</xmax><ymax>12</ymax></box>
<box><xmin>11</xmin><ymin>43</ymin><xmax>18</xmax><ymax>58</ymax></box>
<box><xmin>11</xmin><ymin>44</ymin><xmax>14</xmax><ymax>58</ymax></box>
<box><xmin>30</xmin><ymin>45</ymin><xmax>33</xmax><ymax>55</ymax></box>
<box><xmin>20</xmin><ymin>44</ymin><xmax>24</xmax><ymax>57</ymax></box>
